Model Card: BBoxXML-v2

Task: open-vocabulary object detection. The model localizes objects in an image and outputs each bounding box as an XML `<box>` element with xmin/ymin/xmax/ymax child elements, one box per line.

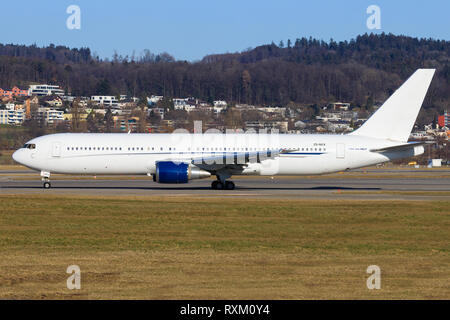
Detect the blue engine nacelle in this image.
<box><xmin>153</xmin><ymin>161</ymin><xmax>210</xmax><ymax>184</ymax></box>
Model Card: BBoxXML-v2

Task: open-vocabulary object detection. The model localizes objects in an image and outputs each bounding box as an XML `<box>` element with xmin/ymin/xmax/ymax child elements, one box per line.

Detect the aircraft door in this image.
<box><xmin>336</xmin><ymin>143</ymin><xmax>345</xmax><ymax>159</ymax></box>
<box><xmin>52</xmin><ymin>142</ymin><xmax>61</xmax><ymax>157</ymax></box>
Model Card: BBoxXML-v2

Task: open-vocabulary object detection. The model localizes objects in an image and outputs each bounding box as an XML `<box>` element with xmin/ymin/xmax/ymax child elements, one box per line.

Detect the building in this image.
<box><xmin>63</xmin><ymin>112</ymin><xmax>88</xmax><ymax>122</ymax></box>
<box><xmin>91</xmin><ymin>96</ymin><xmax>119</xmax><ymax>108</ymax></box>
<box><xmin>42</xmin><ymin>95</ymin><xmax>63</xmax><ymax>107</ymax></box>
<box><xmin>428</xmin><ymin>159</ymin><xmax>442</xmax><ymax>168</ymax></box>
<box><xmin>213</xmin><ymin>105</ymin><xmax>227</xmax><ymax>114</ymax></box>
<box><xmin>438</xmin><ymin>110</ymin><xmax>449</xmax><ymax>128</ymax></box>
<box><xmin>147</xmin><ymin>95</ymin><xmax>163</xmax><ymax>105</ymax></box>
<box><xmin>0</xmin><ymin>103</ymin><xmax>25</xmax><ymax>125</ymax></box>
<box><xmin>256</xmin><ymin>106</ymin><xmax>286</xmax><ymax>117</ymax></box>
<box><xmin>112</xmin><ymin>116</ymin><xmax>147</xmax><ymax>132</ymax></box>
<box><xmin>213</xmin><ymin>100</ymin><xmax>227</xmax><ymax>107</ymax></box>
<box><xmin>245</xmin><ymin>120</ymin><xmax>288</xmax><ymax>133</ymax></box>
<box><xmin>28</xmin><ymin>84</ymin><xmax>64</xmax><ymax>96</ymax></box>
<box><xmin>410</xmin><ymin>131</ymin><xmax>434</xmax><ymax>140</ymax></box>
<box><xmin>316</xmin><ymin>111</ymin><xmax>357</xmax><ymax>122</ymax></box>
<box><xmin>35</xmin><ymin>107</ymin><xmax>64</xmax><ymax>125</ymax></box>
<box><xmin>173</xmin><ymin>98</ymin><xmax>187</xmax><ymax>108</ymax></box>
<box><xmin>328</xmin><ymin>102</ymin><xmax>350</xmax><ymax>111</ymax></box>
<box><xmin>0</xmin><ymin>86</ymin><xmax>29</xmax><ymax>99</ymax></box>
<box><xmin>148</xmin><ymin>107</ymin><xmax>165</xmax><ymax>119</ymax></box>
<box><xmin>173</xmin><ymin>98</ymin><xmax>197</xmax><ymax>112</ymax></box>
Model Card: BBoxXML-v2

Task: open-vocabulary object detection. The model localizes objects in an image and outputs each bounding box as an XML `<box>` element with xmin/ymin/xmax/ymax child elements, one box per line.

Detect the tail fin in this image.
<box><xmin>349</xmin><ymin>69</ymin><xmax>435</xmax><ymax>142</ymax></box>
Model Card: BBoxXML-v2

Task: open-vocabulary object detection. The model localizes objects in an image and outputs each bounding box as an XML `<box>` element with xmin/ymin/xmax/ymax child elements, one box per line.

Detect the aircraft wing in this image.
<box><xmin>160</xmin><ymin>148</ymin><xmax>297</xmax><ymax>166</ymax></box>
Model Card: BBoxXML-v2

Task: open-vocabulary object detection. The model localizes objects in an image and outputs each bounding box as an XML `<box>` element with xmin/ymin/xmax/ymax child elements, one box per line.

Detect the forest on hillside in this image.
<box><xmin>0</xmin><ymin>33</ymin><xmax>448</xmax><ymax>125</ymax></box>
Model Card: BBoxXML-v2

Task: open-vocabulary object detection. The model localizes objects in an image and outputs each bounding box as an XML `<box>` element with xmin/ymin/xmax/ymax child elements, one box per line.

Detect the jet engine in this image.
<box><xmin>153</xmin><ymin>161</ymin><xmax>211</xmax><ymax>183</ymax></box>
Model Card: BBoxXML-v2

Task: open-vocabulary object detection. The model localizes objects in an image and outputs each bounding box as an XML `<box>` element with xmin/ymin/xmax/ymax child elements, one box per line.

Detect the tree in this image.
<box><xmin>241</xmin><ymin>70</ymin><xmax>251</xmax><ymax>103</ymax></box>
<box><xmin>224</xmin><ymin>107</ymin><xmax>243</xmax><ymax>128</ymax></box>
<box><xmin>365</xmin><ymin>95</ymin><xmax>374</xmax><ymax>112</ymax></box>
<box><xmin>71</xmin><ymin>98</ymin><xmax>82</xmax><ymax>132</ymax></box>
<box><xmin>96</xmin><ymin>79</ymin><xmax>112</xmax><ymax>95</ymax></box>
<box><xmin>86</xmin><ymin>110</ymin><xmax>99</xmax><ymax>132</ymax></box>
<box><xmin>137</xmin><ymin>105</ymin><xmax>148</xmax><ymax>133</ymax></box>
<box><xmin>104</xmin><ymin>107</ymin><xmax>114</xmax><ymax>133</ymax></box>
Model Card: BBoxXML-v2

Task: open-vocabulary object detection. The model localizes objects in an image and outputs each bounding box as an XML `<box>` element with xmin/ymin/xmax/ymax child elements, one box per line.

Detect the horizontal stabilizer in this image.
<box><xmin>370</xmin><ymin>142</ymin><xmax>428</xmax><ymax>153</ymax></box>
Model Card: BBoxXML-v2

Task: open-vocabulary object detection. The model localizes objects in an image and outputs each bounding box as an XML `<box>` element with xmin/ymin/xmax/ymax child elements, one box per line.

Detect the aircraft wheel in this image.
<box><xmin>211</xmin><ymin>181</ymin><xmax>218</xmax><ymax>189</ymax></box>
<box><xmin>43</xmin><ymin>182</ymin><xmax>51</xmax><ymax>189</ymax></box>
<box><xmin>225</xmin><ymin>181</ymin><xmax>235</xmax><ymax>190</ymax></box>
<box><xmin>215</xmin><ymin>181</ymin><xmax>224</xmax><ymax>190</ymax></box>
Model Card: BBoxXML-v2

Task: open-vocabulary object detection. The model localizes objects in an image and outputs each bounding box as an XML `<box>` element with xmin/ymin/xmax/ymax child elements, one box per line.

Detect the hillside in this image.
<box><xmin>0</xmin><ymin>33</ymin><xmax>448</xmax><ymax>125</ymax></box>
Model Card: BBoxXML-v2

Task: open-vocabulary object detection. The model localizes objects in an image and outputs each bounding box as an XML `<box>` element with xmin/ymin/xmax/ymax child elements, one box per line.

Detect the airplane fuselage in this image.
<box><xmin>12</xmin><ymin>132</ymin><xmax>423</xmax><ymax>176</ymax></box>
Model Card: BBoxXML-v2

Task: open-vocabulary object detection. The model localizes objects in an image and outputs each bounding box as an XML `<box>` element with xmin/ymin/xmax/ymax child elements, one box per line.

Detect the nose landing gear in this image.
<box><xmin>41</xmin><ymin>171</ymin><xmax>51</xmax><ymax>189</ymax></box>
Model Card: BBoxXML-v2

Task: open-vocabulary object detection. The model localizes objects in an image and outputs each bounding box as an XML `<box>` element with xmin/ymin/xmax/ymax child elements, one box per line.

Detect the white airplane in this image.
<box><xmin>12</xmin><ymin>69</ymin><xmax>435</xmax><ymax>190</ymax></box>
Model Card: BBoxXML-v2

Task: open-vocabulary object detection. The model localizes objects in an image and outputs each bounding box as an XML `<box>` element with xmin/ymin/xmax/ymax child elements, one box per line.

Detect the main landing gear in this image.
<box><xmin>41</xmin><ymin>171</ymin><xmax>51</xmax><ymax>189</ymax></box>
<box><xmin>211</xmin><ymin>180</ymin><xmax>235</xmax><ymax>190</ymax></box>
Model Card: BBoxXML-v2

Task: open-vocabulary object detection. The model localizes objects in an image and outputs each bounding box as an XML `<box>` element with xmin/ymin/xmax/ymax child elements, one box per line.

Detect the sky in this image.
<box><xmin>1</xmin><ymin>0</ymin><xmax>449</xmax><ymax>61</ymax></box>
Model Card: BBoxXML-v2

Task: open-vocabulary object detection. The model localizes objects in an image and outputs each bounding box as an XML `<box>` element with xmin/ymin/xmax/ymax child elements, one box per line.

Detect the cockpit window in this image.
<box><xmin>23</xmin><ymin>144</ymin><xmax>36</xmax><ymax>149</ymax></box>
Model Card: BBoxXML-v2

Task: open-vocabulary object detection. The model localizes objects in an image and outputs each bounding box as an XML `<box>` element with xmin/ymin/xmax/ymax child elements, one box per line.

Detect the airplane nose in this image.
<box><xmin>12</xmin><ymin>150</ymin><xmax>23</xmax><ymax>165</ymax></box>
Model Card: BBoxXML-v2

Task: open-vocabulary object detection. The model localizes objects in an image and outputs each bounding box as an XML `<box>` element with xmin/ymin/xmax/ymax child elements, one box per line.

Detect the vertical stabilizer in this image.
<box><xmin>349</xmin><ymin>69</ymin><xmax>435</xmax><ymax>142</ymax></box>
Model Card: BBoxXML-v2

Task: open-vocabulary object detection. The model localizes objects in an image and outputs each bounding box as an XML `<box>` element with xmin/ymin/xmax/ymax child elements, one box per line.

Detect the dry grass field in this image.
<box><xmin>0</xmin><ymin>194</ymin><xmax>448</xmax><ymax>299</ymax></box>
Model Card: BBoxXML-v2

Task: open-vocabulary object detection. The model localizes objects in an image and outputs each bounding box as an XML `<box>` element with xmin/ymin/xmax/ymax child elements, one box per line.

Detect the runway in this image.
<box><xmin>1</xmin><ymin>168</ymin><xmax>449</xmax><ymax>200</ymax></box>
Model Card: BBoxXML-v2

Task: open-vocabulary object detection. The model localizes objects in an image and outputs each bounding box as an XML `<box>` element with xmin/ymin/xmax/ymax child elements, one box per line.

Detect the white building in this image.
<box><xmin>29</xmin><ymin>84</ymin><xmax>64</xmax><ymax>96</ymax></box>
<box><xmin>428</xmin><ymin>159</ymin><xmax>442</xmax><ymax>168</ymax></box>
<box><xmin>213</xmin><ymin>105</ymin><xmax>226</xmax><ymax>114</ymax></box>
<box><xmin>147</xmin><ymin>95</ymin><xmax>163</xmax><ymax>105</ymax></box>
<box><xmin>173</xmin><ymin>98</ymin><xmax>187</xmax><ymax>107</ymax></box>
<box><xmin>172</xmin><ymin>98</ymin><xmax>198</xmax><ymax>112</ymax></box>
<box><xmin>328</xmin><ymin>102</ymin><xmax>350</xmax><ymax>111</ymax></box>
<box><xmin>35</xmin><ymin>107</ymin><xmax>64</xmax><ymax>125</ymax></box>
<box><xmin>148</xmin><ymin>107</ymin><xmax>165</xmax><ymax>119</ymax></box>
<box><xmin>410</xmin><ymin>131</ymin><xmax>434</xmax><ymax>140</ymax></box>
<box><xmin>256</xmin><ymin>106</ymin><xmax>286</xmax><ymax>117</ymax></box>
<box><xmin>0</xmin><ymin>103</ymin><xmax>25</xmax><ymax>125</ymax></box>
<box><xmin>213</xmin><ymin>100</ymin><xmax>227</xmax><ymax>107</ymax></box>
<box><xmin>91</xmin><ymin>96</ymin><xmax>119</xmax><ymax>108</ymax></box>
